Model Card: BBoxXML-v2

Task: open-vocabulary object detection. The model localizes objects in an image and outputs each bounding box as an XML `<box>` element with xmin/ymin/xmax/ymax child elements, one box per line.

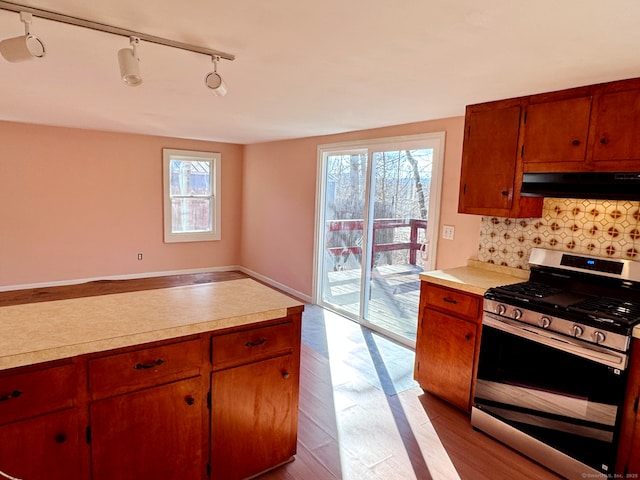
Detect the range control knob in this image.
<box><xmin>512</xmin><ymin>308</ymin><xmax>523</xmax><ymax>320</ymax></box>
<box><xmin>572</xmin><ymin>325</ymin><xmax>584</xmax><ymax>337</ymax></box>
<box><xmin>593</xmin><ymin>331</ymin><xmax>606</xmax><ymax>344</ymax></box>
<box><xmin>539</xmin><ymin>316</ymin><xmax>551</xmax><ymax>329</ymax></box>
<box><xmin>496</xmin><ymin>304</ymin><xmax>507</xmax><ymax>315</ymax></box>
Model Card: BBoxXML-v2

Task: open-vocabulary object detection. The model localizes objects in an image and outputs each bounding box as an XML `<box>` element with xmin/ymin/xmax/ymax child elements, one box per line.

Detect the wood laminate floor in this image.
<box><xmin>257</xmin><ymin>306</ymin><xmax>563</xmax><ymax>480</ymax></box>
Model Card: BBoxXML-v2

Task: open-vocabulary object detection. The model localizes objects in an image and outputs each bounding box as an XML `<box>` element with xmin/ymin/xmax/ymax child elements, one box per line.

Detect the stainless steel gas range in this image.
<box><xmin>471</xmin><ymin>248</ymin><xmax>640</xmax><ymax>479</ymax></box>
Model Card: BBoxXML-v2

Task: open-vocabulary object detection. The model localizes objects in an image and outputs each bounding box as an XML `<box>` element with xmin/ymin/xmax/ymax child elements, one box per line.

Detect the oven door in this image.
<box><xmin>473</xmin><ymin>312</ymin><xmax>628</xmax><ymax>476</ymax></box>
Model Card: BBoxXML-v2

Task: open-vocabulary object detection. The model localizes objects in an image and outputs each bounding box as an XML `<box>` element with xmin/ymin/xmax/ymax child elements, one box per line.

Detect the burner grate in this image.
<box><xmin>496</xmin><ymin>281</ymin><xmax>563</xmax><ymax>298</ymax></box>
<box><xmin>570</xmin><ymin>297</ymin><xmax>640</xmax><ymax>323</ymax></box>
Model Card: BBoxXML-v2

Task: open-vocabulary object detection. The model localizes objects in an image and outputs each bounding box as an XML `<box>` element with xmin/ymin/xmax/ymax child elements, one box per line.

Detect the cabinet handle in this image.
<box><xmin>185</xmin><ymin>395</ymin><xmax>196</xmax><ymax>406</ymax></box>
<box><xmin>133</xmin><ymin>359</ymin><xmax>165</xmax><ymax>370</ymax></box>
<box><xmin>464</xmin><ymin>333</ymin><xmax>473</xmax><ymax>341</ymax></box>
<box><xmin>55</xmin><ymin>433</ymin><xmax>67</xmax><ymax>444</ymax></box>
<box><xmin>600</xmin><ymin>137</ymin><xmax>609</xmax><ymax>144</ymax></box>
<box><xmin>500</xmin><ymin>190</ymin><xmax>509</xmax><ymax>197</ymax></box>
<box><xmin>571</xmin><ymin>139</ymin><xmax>581</xmax><ymax>146</ymax></box>
<box><xmin>442</xmin><ymin>297</ymin><xmax>457</xmax><ymax>304</ymax></box>
<box><xmin>245</xmin><ymin>338</ymin><xmax>267</xmax><ymax>347</ymax></box>
<box><xmin>0</xmin><ymin>390</ymin><xmax>22</xmax><ymax>402</ymax></box>
<box><xmin>282</xmin><ymin>370</ymin><xmax>290</xmax><ymax>379</ymax></box>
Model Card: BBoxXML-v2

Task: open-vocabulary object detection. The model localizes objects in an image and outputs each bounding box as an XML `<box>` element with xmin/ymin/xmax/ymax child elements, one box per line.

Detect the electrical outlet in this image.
<box><xmin>442</xmin><ymin>225</ymin><xmax>455</xmax><ymax>240</ymax></box>
<box><xmin>137</xmin><ymin>253</ymin><xmax>143</xmax><ymax>261</ymax></box>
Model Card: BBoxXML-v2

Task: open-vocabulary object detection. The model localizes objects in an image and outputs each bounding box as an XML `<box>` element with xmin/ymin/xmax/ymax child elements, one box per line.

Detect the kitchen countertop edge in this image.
<box><xmin>0</xmin><ymin>278</ymin><xmax>304</xmax><ymax>371</ymax></box>
<box><xmin>419</xmin><ymin>259</ymin><xmax>529</xmax><ymax>296</ymax></box>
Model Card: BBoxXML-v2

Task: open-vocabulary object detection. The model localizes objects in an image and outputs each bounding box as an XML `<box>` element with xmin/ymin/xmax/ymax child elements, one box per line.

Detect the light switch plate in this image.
<box><xmin>442</xmin><ymin>225</ymin><xmax>455</xmax><ymax>240</ymax></box>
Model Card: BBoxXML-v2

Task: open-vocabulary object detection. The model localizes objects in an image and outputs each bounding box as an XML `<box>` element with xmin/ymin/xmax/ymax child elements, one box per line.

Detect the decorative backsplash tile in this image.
<box><xmin>478</xmin><ymin>198</ymin><xmax>640</xmax><ymax>269</ymax></box>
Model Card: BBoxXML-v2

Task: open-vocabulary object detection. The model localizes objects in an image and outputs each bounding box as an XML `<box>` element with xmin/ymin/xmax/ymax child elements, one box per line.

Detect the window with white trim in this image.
<box><xmin>163</xmin><ymin>149</ymin><xmax>221</xmax><ymax>243</ymax></box>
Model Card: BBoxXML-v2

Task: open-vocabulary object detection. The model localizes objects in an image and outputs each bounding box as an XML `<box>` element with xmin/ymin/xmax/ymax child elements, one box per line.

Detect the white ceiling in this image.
<box><xmin>1</xmin><ymin>0</ymin><xmax>640</xmax><ymax>145</ymax></box>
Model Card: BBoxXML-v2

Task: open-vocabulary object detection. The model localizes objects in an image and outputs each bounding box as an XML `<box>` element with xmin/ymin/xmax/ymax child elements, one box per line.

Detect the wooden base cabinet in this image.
<box><xmin>0</xmin><ymin>408</ymin><xmax>84</xmax><ymax>480</ymax></box>
<box><xmin>414</xmin><ymin>281</ymin><xmax>482</xmax><ymax>413</ymax></box>
<box><xmin>616</xmin><ymin>338</ymin><xmax>640</xmax><ymax>475</ymax></box>
<box><xmin>90</xmin><ymin>377</ymin><xmax>205</xmax><ymax>480</ymax></box>
<box><xmin>210</xmin><ymin>318</ymin><xmax>302</xmax><ymax>480</ymax></box>
<box><xmin>0</xmin><ymin>310</ymin><xmax>303</xmax><ymax>480</ymax></box>
<box><xmin>0</xmin><ymin>361</ymin><xmax>86</xmax><ymax>480</ymax></box>
<box><xmin>210</xmin><ymin>354</ymin><xmax>299</xmax><ymax>479</ymax></box>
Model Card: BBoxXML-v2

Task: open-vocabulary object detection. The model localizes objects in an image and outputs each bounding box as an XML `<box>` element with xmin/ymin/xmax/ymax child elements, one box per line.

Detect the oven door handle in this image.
<box><xmin>482</xmin><ymin>313</ymin><xmax>628</xmax><ymax>370</ymax></box>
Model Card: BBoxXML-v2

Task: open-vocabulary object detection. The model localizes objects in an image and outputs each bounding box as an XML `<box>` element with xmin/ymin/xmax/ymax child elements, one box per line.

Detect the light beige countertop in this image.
<box><xmin>421</xmin><ymin>261</ymin><xmax>640</xmax><ymax>339</ymax></box>
<box><xmin>0</xmin><ymin>278</ymin><xmax>303</xmax><ymax>371</ymax></box>
<box><xmin>420</xmin><ymin>259</ymin><xmax>530</xmax><ymax>296</ymax></box>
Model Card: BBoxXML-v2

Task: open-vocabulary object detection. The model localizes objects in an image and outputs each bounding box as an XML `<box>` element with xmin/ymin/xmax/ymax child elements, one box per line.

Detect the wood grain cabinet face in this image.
<box><xmin>616</xmin><ymin>339</ymin><xmax>640</xmax><ymax>476</ymax></box>
<box><xmin>458</xmin><ymin>104</ymin><xmax>543</xmax><ymax>218</ymax></box>
<box><xmin>210</xmin><ymin>354</ymin><xmax>299</xmax><ymax>480</ymax></box>
<box><xmin>0</xmin><ymin>363</ymin><xmax>85</xmax><ymax>480</ymax></box>
<box><xmin>522</xmin><ymin>96</ymin><xmax>592</xmax><ymax>167</ymax></box>
<box><xmin>414</xmin><ymin>282</ymin><xmax>482</xmax><ymax>413</ymax></box>
<box><xmin>592</xmin><ymin>89</ymin><xmax>640</xmax><ymax>165</ymax></box>
<box><xmin>0</xmin><ymin>408</ymin><xmax>84</xmax><ymax>480</ymax></box>
<box><xmin>210</xmin><ymin>318</ymin><xmax>301</xmax><ymax>480</ymax></box>
<box><xmin>90</xmin><ymin>376</ymin><xmax>205</xmax><ymax>480</ymax></box>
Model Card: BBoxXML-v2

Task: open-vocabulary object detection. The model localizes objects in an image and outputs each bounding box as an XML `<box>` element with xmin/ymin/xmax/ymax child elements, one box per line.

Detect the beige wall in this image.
<box><xmin>242</xmin><ymin>116</ymin><xmax>481</xmax><ymax>298</ymax></box>
<box><xmin>0</xmin><ymin>121</ymin><xmax>244</xmax><ymax>288</ymax></box>
<box><xmin>1</xmin><ymin>117</ymin><xmax>481</xmax><ymax>294</ymax></box>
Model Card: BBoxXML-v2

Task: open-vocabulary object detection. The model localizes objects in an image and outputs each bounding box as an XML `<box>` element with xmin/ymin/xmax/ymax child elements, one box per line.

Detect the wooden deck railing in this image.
<box><xmin>325</xmin><ymin>218</ymin><xmax>427</xmax><ymax>265</ymax></box>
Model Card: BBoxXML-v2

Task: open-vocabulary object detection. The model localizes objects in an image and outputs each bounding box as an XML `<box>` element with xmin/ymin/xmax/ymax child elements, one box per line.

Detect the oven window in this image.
<box><xmin>474</xmin><ymin>325</ymin><xmax>627</xmax><ymax>472</ymax></box>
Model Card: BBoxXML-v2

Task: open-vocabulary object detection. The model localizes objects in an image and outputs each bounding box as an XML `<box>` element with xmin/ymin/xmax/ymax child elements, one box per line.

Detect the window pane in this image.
<box><xmin>169</xmin><ymin>160</ymin><xmax>211</xmax><ymax>196</ymax></box>
<box><xmin>171</xmin><ymin>197</ymin><xmax>212</xmax><ymax>233</ymax></box>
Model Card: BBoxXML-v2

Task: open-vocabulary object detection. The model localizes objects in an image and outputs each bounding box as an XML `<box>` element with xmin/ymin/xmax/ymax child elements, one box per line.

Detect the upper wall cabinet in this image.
<box><xmin>522</xmin><ymin>93</ymin><xmax>592</xmax><ymax>170</ymax></box>
<box><xmin>591</xmin><ymin>86</ymin><xmax>640</xmax><ymax>167</ymax></box>
<box><xmin>458</xmin><ymin>100</ymin><xmax>543</xmax><ymax>218</ymax></box>
<box><xmin>522</xmin><ymin>77</ymin><xmax>640</xmax><ymax>173</ymax></box>
<box><xmin>459</xmin><ymin>76</ymin><xmax>640</xmax><ymax>218</ymax></box>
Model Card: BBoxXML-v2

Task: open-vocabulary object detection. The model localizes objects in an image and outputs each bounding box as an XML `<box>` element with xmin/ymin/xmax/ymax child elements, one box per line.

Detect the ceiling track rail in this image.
<box><xmin>0</xmin><ymin>0</ymin><xmax>235</xmax><ymax>61</ymax></box>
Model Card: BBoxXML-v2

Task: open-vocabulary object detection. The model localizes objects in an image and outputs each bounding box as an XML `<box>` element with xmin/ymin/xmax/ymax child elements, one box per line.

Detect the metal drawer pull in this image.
<box><xmin>443</xmin><ymin>297</ymin><xmax>458</xmax><ymax>304</ymax></box>
<box><xmin>245</xmin><ymin>338</ymin><xmax>267</xmax><ymax>347</ymax></box>
<box><xmin>282</xmin><ymin>370</ymin><xmax>290</xmax><ymax>379</ymax></box>
<box><xmin>133</xmin><ymin>359</ymin><xmax>165</xmax><ymax>370</ymax></box>
<box><xmin>0</xmin><ymin>390</ymin><xmax>22</xmax><ymax>402</ymax></box>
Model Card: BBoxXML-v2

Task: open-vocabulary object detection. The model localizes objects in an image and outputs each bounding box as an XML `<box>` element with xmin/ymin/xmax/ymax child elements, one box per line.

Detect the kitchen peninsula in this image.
<box><xmin>0</xmin><ymin>272</ymin><xmax>304</xmax><ymax>480</ymax></box>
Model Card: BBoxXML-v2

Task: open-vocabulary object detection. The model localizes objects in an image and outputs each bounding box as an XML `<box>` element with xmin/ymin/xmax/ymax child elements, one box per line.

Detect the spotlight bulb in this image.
<box><xmin>204</xmin><ymin>72</ymin><xmax>227</xmax><ymax>96</ymax></box>
<box><xmin>118</xmin><ymin>37</ymin><xmax>142</xmax><ymax>86</ymax></box>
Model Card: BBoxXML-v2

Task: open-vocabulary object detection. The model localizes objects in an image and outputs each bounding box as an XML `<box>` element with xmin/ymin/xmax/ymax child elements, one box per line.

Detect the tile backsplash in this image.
<box><xmin>478</xmin><ymin>198</ymin><xmax>640</xmax><ymax>269</ymax></box>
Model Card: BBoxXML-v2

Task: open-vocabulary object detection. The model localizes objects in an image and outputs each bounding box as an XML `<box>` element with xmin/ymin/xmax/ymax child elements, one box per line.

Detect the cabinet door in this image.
<box><xmin>210</xmin><ymin>354</ymin><xmax>298</xmax><ymax>480</ymax></box>
<box><xmin>459</xmin><ymin>105</ymin><xmax>522</xmax><ymax>216</ymax></box>
<box><xmin>90</xmin><ymin>377</ymin><xmax>204</xmax><ymax>480</ymax></box>
<box><xmin>627</xmin><ymin>417</ymin><xmax>640</xmax><ymax>474</ymax></box>
<box><xmin>592</xmin><ymin>89</ymin><xmax>640</xmax><ymax>164</ymax></box>
<box><xmin>522</xmin><ymin>96</ymin><xmax>592</xmax><ymax>167</ymax></box>
<box><xmin>0</xmin><ymin>408</ymin><xmax>85</xmax><ymax>480</ymax></box>
<box><xmin>415</xmin><ymin>308</ymin><xmax>477</xmax><ymax>412</ymax></box>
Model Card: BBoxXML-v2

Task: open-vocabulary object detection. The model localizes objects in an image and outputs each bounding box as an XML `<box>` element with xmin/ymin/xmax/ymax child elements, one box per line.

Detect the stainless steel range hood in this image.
<box><xmin>521</xmin><ymin>172</ymin><xmax>640</xmax><ymax>200</ymax></box>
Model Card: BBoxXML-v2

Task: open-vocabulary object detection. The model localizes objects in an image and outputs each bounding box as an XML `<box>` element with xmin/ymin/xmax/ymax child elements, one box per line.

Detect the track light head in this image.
<box><xmin>205</xmin><ymin>55</ymin><xmax>227</xmax><ymax>96</ymax></box>
<box><xmin>117</xmin><ymin>36</ymin><xmax>142</xmax><ymax>86</ymax></box>
<box><xmin>0</xmin><ymin>12</ymin><xmax>45</xmax><ymax>62</ymax></box>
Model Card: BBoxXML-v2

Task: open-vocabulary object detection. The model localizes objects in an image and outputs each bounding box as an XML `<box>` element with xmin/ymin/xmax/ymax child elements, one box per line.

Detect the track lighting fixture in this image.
<box><xmin>0</xmin><ymin>11</ymin><xmax>45</xmax><ymax>62</ymax></box>
<box><xmin>204</xmin><ymin>55</ymin><xmax>227</xmax><ymax>96</ymax></box>
<box><xmin>0</xmin><ymin>1</ymin><xmax>234</xmax><ymax>92</ymax></box>
<box><xmin>118</xmin><ymin>36</ymin><xmax>142</xmax><ymax>87</ymax></box>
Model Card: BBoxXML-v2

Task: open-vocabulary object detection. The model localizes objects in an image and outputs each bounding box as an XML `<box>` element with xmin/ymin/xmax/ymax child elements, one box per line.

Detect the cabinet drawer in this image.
<box><xmin>212</xmin><ymin>321</ymin><xmax>295</xmax><ymax>370</ymax></box>
<box><xmin>0</xmin><ymin>363</ymin><xmax>76</xmax><ymax>425</ymax></box>
<box><xmin>89</xmin><ymin>339</ymin><xmax>202</xmax><ymax>399</ymax></box>
<box><xmin>424</xmin><ymin>284</ymin><xmax>480</xmax><ymax>321</ymax></box>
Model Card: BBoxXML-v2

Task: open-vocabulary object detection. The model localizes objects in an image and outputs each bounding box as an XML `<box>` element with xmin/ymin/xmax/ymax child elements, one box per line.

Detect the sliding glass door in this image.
<box><xmin>315</xmin><ymin>133</ymin><xmax>445</xmax><ymax>347</ymax></box>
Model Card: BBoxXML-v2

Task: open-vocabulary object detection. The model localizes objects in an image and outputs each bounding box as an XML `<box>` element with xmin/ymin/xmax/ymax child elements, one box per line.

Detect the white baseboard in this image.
<box><xmin>236</xmin><ymin>267</ymin><xmax>311</xmax><ymax>304</ymax></box>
